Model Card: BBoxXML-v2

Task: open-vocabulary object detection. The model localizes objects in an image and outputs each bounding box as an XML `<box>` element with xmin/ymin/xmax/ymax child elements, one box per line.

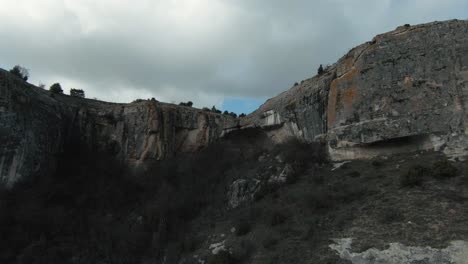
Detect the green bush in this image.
<box><xmin>270</xmin><ymin>210</ymin><xmax>287</xmax><ymax>226</ymax></box>
<box><xmin>70</xmin><ymin>88</ymin><xmax>85</xmax><ymax>98</ymax></box>
<box><xmin>380</xmin><ymin>208</ymin><xmax>404</xmax><ymax>223</ymax></box>
<box><xmin>431</xmin><ymin>160</ymin><xmax>457</xmax><ymax>179</ymax></box>
<box><xmin>235</xmin><ymin>220</ymin><xmax>251</xmax><ymax>236</ymax></box>
<box><xmin>400</xmin><ymin>165</ymin><xmax>427</xmax><ymax>187</ymax></box>
<box><xmin>207</xmin><ymin>251</ymin><xmax>237</xmax><ymax>264</ymax></box>
<box><xmin>317</xmin><ymin>64</ymin><xmax>324</xmax><ymax>75</ymax></box>
<box><xmin>9</xmin><ymin>65</ymin><xmax>29</xmax><ymax>81</ymax></box>
<box><xmin>49</xmin><ymin>83</ymin><xmax>63</xmax><ymax>94</ymax></box>
<box><xmin>261</xmin><ymin>235</ymin><xmax>278</xmax><ymax>250</ymax></box>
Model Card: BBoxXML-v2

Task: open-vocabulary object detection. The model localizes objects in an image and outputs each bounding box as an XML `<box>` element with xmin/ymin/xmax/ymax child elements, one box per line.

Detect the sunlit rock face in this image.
<box><xmin>0</xmin><ymin>69</ymin><xmax>238</xmax><ymax>186</ymax></box>
<box><xmin>242</xmin><ymin>19</ymin><xmax>468</xmax><ymax>160</ymax></box>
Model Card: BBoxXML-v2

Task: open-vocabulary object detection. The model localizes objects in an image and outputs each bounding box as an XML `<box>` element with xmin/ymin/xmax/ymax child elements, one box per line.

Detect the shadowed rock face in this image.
<box><xmin>242</xmin><ymin>19</ymin><xmax>468</xmax><ymax>160</ymax></box>
<box><xmin>0</xmin><ymin>70</ymin><xmax>238</xmax><ymax>187</ymax></box>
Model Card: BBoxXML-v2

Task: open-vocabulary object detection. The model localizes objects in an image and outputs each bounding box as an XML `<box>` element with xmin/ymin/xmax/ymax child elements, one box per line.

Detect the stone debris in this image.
<box><xmin>209</xmin><ymin>240</ymin><xmax>226</xmax><ymax>255</ymax></box>
<box><xmin>330</xmin><ymin>238</ymin><xmax>468</xmax><ymax>264</ymax></box>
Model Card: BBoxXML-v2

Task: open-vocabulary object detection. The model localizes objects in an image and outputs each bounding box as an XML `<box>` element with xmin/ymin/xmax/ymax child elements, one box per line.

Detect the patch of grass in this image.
<box><xmin>234</xmin><ymin>220</ymin><xmax>251</xmax><ymax>236</ymax></box>
<box><xmin>371</xmin><ymin>160</ymin><xmax>383</xmax><ymax>167</ymax></box>
<box><xmin>270</xmin><ymin>210</ymin><xmax>288</xmax><ymax>226</ymax></box>
<box><xmin>232</xmin><ymin>240</ymin><xmax>256</xmax><ymax>261</ymax></box>
<box><xmin>431</xmin><ymin>160</ymin><xmax>457</xmax><ymax>179</ymax></box>
<box><xmin>380</xmin><ymin>208</ymin><xmax>404</xmax><ymax>224</ymax></box>
<box><xmin>400</xmin><ymin>165</ymin><xmax>427</xmax><ymax>187</ymax></box>
<box><xmin>347</xmin><ymin>171</ymin><xmax>361</xmax><ymax>178</ymax></box>
<box><xmin>207</xmin><ymin>251</ymin><xmax>237</xmax><ymax>264</ymax></box>
<box><xmin>261</xmin><ymin>235</ymin><xmax>278</xmax><ymax>250</ymax></box>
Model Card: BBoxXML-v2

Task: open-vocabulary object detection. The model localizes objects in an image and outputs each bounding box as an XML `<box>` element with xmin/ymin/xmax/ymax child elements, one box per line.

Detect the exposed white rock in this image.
<box><xmin>330</xmin><ymin>238</ymin><xmax>468</xmax><ymax>264</ymax></box>
<box><xmin>209</xmin><ymin>240</ymin><xmax>226</xmax><ymax>255</ymax></box>
<box><xmin>331</xmin><ymin>161</ymin><xmax>350</xmax><ymax>171</ymax></box>
<box><xmin>228</xmin><ymin>179</ymin><xmax>261</xmax><ymax>208</ymax></box>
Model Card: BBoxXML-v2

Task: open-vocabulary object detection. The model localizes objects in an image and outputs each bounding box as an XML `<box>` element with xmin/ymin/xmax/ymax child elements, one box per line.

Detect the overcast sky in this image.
<box><xmin>1</xmin><ymin>0</ymin><xmax>467</xmax><ymax>113</ymax></box>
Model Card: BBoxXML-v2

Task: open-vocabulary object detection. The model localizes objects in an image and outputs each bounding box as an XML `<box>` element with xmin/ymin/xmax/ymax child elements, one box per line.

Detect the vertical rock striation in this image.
<box><xmin>0</xmin><ymin>69</ymin><xmax>237</xmax><ymax>186</ymax></box>
<box><xmin>1</xmin><ymin>19</ymin><xmax>468</xmax><ymax>186</ymax></box>
<box><xmin>241</xmin><ymin>19</ymin><xmax>468</xmax><ymax>160</ymax></box>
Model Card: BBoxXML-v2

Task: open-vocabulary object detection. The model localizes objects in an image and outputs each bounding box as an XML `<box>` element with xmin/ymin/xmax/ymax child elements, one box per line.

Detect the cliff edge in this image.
<box><xmin>242</xmin><ymin>19</ymin><xmax>468</xmax><ymax>160</ymax></box>
<box><xmin>0</xmin><ymin>72</ymin><xmax>237</xmax><ymax>187</ymax></box>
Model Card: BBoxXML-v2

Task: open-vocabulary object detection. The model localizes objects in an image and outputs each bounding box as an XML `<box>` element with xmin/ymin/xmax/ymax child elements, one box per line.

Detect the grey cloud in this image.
<box><xmin>0</xmin><ymin>0</ymin><xmax>467</xmax><ymax>107</ymax></box>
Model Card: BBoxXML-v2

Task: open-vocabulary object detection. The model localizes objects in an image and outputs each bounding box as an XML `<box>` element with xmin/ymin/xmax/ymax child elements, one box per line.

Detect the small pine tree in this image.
<box><xmin>70</xmin><ymin>88</ymin><xmax>85</xmax><ymax>98</ymax></box>
<box><xmin>49</xmin><ymin>83</ymin><xmax>63</xmax><ymax>94</ymax></box>
<box><xmin>317</xmin><ymin>64</ymin><xmax>324</xmax><ymax>75</ymax></box>
<box><xmin>9</xmin><ymin>65</ymin><xmax>29</xmax><ymax>81</ymax></box>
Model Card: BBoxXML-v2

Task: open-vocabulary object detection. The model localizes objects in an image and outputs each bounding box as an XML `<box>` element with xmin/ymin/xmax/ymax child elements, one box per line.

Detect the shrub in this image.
<box><xmin>307</xmin><ymin>189</ymin><xmax>335</xmax><ymax>212</ymax></box>
<box><xmin>235</xmin><ymin>220</ymin><xmax>251</xmax><ymax>236</ymax></box>
<box><xmin>347</xmin><ymin>171</ymin><xmax>361</xmax><ymax>178</ymax></box>
<box><xmin>261</xmin><ymin>235</ymin><xmax>278</xmax><ymax>249</ymax></box>
<box><xmin>380</xmin><ymin>208</ymin><xmax>404</xmax><ymax>223</ymax></box>
<box><xmin>431</xmin><ymin>160</ymin><xmax>457</xmax><ymax>179</ymax></box>
<box><xmin>317</xmin><ymin>64</ymin><xmax>324</xmax><ymax>75</ymax></box>
<box><xmin>49</xmin><ymin>83</ymin><xmax>63</xmax><ymax>94</ymax></box>
<box><xmin>207</xmin><ymin>251</ymin><xmax>237</xmax><ymax>264</ymax></box>
<box><xmin>211</xmin><ymin>106</ymin><xmax>222</xmax><ymax>114</ymax></box>
<box><xmin>294</xmin><ymin>82</ymin><xmax>298</xmax><ymax>86</ymax></box>
<box><xmin>404</xmin><ymin>24</ymin><xmax>411</xmax><ymax>27</ymax></box>
<box><xmin>371</xmin><ymin>160</ymin><xmax>383</xmax><ymax>167</ymax></box>
<box><xmin>179</xmin><ymin>101</ymin><xmax>193</xmax><ymax>107</ymax></box>
<box><xmin>232</xmin><ymin>240</ymin><xmax>255</xmax><ymax>261</ymax></box>
<box><xmin>70</xmin><ymin>88</ymin><xmax>85</xmax><ymax>98</ymax></box>
<box><xmin>239</xmin><ymin>113</ymin><xmax>246</xmax><ymax>118</ymax></box>
<box><xmin>400</xmin><ymin>165</ymin><xmax>427</xmax><ymax>187</ymax></box>
<box><xmin>270</xmin><ymin>210</ymin><xmax>287</xmax><ymax>226</ymax></box>
<box><xmin>9</xmin><ymin>65</ymin><xmax>29</xmax><ymax>81</ymax></box>
<box><xmin>272</xmin><ymin>138</ymin><xmax>326</xmax><ymax>170</ymax></box>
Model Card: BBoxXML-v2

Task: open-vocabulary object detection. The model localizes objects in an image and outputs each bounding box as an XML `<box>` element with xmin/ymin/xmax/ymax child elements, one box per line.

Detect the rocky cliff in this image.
<box><xmin>1</xmin><ymin>19</ymin><xmax>468</xmax><ymax>186</ymax></box>
<box><xmin>242</xmin><ymin>19</ymin><xmax>468</xmax><ymax>160</ymax></box>
<box><xmin>0</xmin><ymin>71</ymin><xmax>237</xmax><ymax>187</ymax></box>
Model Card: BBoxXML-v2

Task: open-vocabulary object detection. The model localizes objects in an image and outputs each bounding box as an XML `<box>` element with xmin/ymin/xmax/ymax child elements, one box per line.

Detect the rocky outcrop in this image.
<box><xmin>2</xmin><ymin>19</ymin><xmax>468</xmax><ymax>186</ymax></box>
<box><xmin>242</xmin><ymin>19</ymin><xmax>468</xmax><ymax>160</ymax></box>
<box><xmin>330</xmin><ymin>238</ymin><xmax>468</xmax><ymax>264</ymax></box>
<box><xmin>0</xmin><ymin>69</ymin><xmax>237</xmax><ymax>187</ymax></box>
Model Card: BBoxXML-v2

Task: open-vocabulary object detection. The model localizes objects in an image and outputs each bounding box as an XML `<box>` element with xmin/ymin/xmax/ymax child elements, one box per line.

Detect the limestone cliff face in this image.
<box><xmin>242</xmin><ymin>19</ymin><xmax>468</xmax><ymax>160</ymax></box>
<box><xmin>0</xmin><ymin>70</ymin><xmax>237</xmax><ymax>186</ymax></box>
<box><xmin>2</xmin><ymin>19</ymin><xmax>468</xmax><ymax>186</ymax></box>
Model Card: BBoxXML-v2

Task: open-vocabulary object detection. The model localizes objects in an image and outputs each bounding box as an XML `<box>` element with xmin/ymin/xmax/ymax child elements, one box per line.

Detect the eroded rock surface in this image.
<box><xmin>242</xmin><ymin>19</ymin><xmax>468</xmax><ymax>160</ymax></box>
<box><xmin>0</xmin><ymin>69</ymin><xmax>237</xmax><ymax>186</ymax></box>
<box><xmin>330</xmin><ymin>238</ymin><xmax>468</xmax><ymax>264</ymax></box>
<box><xmin>2</xmin><ymin>19</ymin><xmax>468</xmax><ymax>186</ymax></box>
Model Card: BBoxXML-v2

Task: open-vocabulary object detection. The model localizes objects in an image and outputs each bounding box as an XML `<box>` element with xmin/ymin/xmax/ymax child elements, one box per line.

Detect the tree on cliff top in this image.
<box><xmin>49</xmin><ymin>83</ymin><xmax>63</xmax><ymax>94</ymax></box>
<box><xmin>70</xmin><ymin>88</ymin><xmax>85</xmax><ymax>98</ymax></box>
<box><xmin>9</xmin><ymin>65</ymin><xmax>29</xmax><ymax>81</ymax></box>
<box><xmin>317</xmin><ymin>64</ymin><xmax>324</xmax><ymax>75</ymax></box>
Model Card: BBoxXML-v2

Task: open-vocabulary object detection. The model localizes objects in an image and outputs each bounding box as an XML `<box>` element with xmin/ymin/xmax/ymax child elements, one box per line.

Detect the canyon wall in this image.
<box><xmin>242</xmin><ymin>19</ymin><xmax>468</xmax><ymax>160</ymax></box>
<box><xmin>1</xmin><ymin>19</ymin><xmax>468</xmax><ymax>186</ymax></box>
<box><xmin>0</xmin><ymin>70</ymin><xmax>237</xmax><ymax>187</ymax></box>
